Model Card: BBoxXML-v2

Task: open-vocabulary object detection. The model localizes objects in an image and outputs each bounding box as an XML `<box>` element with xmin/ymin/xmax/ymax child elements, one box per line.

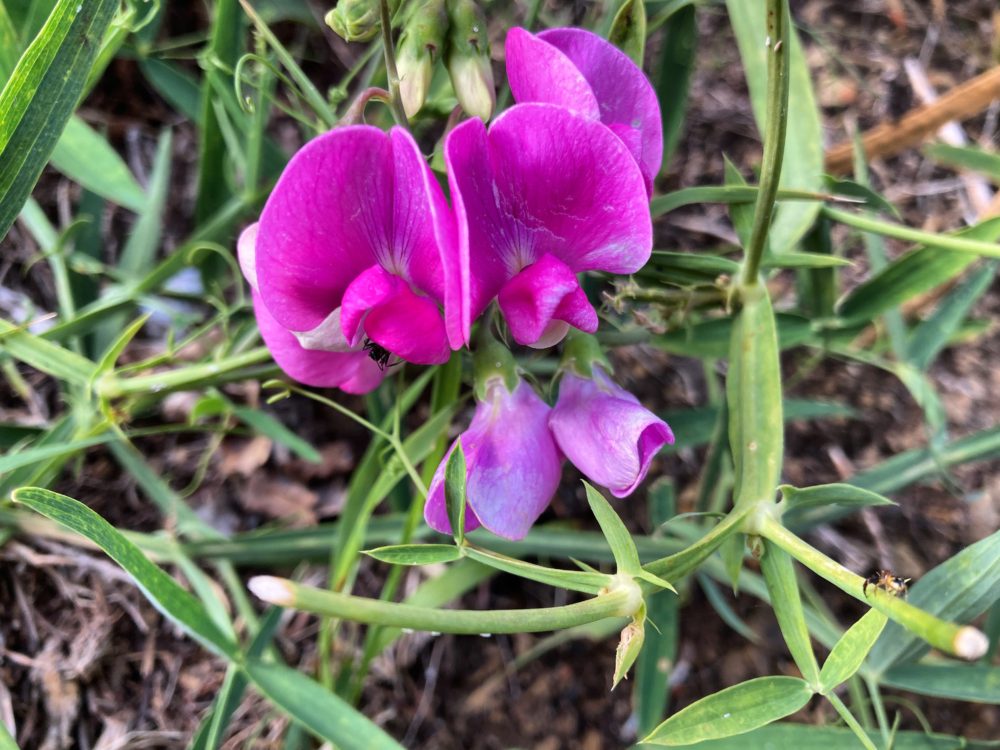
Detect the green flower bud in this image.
<box><xmin>324</xmin><ymin>0</ymin><xmax>380</xmax><ymax>42</ymax></box>
<box><xmin>445</xmin><ymin>0</ymin><xmax>495</xmax><ymax>121</ymax></box>
<box><xmin>472</xmin><ymin>333</ymin><xmax>519</xmax><ymax>402</ymax></box>
<box><xmin>559</xmin><ymin>331</ymin><xmax>612</xmax><ymax>379</ymax></box>
<box><xmin>396</xmin><ymin>0</ymin><xmax>448</xmax><ymax>118</ymax></box>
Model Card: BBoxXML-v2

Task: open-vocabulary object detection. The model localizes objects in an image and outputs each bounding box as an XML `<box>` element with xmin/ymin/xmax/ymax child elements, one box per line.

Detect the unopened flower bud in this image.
<box><xmin>325</xmin><ymin>0</ymin><xmax>380</xmax><ymax>43</ymax></box>
<box><xmin>445</xmin><ymin>0</ymin><xmax>495</xmax><ymax>121</ymax></box>
<box><xmin>396</xmin><ymin>0</ymin><xmax>447</xmax><ymax>118</ymax></box>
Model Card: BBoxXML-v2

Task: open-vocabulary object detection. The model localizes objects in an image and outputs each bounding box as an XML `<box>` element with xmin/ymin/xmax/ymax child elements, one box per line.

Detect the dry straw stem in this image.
<box><xmin>825</xmin><ymin>66</ymin><xmax>1000</xmax><ymax>175</ymax></box>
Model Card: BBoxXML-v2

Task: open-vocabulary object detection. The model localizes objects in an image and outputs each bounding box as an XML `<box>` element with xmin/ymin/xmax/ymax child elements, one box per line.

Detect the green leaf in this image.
<box><xmin>584</xmin><ymin>481</ymin><xmax>642</xmax><ymax>575</ymax></box>
<box><xmin>642</xmin><ymin>675</ymin><xmax>813</xmax><ymax>745</ymax></box>
<box><xmin>837</xmin><ymin>217</ymin><xmax>1000</xmax><ymax>322</ymax></box>
<box><xmin>924</xmin><ymin>143</ymin><xmax>1000</xmax><ymax>182</ymax></box>
<box><xmin>48</xmin><ymin>116</ymin><xmax>145</xmax><ymax>211</ymax></box>
<box><xmin>643</xmin><ymin>722</ymin><xmax>973</xmax><ymax>749</ymax></box>
<box><xmin>759</xmin><ymin>540</ymin><xmax>820</xmax><ymax>684</ymax></box>
<box><xmin>233</xmin><ymin>406</ymin><xmax>321</xmax><ymax>463</ymax></box>
<box><xmin>727</xmin><ymin>284</ymin><xmax>783</xmax><ymax>506</ymax></box>
<box><xmin>0</xmin><ymin>0</ymin><xmax>119</xmax><ymax>240</ymax></box>
<box><xmin>867</xmin><ymin>527</ymin><xmax>1000</xmax><ymax>674</ymax></box>
<box><xmin>0</xmin><ymin>719</ymin><xmax>16</xmax><ymax>750</ymax></box>
<box><xmin>818</xmin><ymin>609</ymin><xmax>887</xmax><ymax>691</ymax></box>
<box><xmin>778</xmin><ymin>483</ymin><xmax>895</xmax><ymax>512</ymax></box>
<box><xmin>654</xmin><ymin>3</ymin><xmax>695</xmax><ymax>165</ymax></box>
<box><xmin>138</xmin><ymin>58</ymin><xmax>202</xmax><ymax>122</ymax></box>
<box><xmin>242</xmin><ymin>659</ymin><xmax>403</xmax><ymax>749</ymax></box>
<box><xmin>12</xmin><ymin>487</ymin><xmax>236</xmax><ymax>658</ymax></box>
<box><xmin>905</xmin><ymin>261</ymin><xmax>997</xmax><ymax>370</ymax></box>
<box><xmin>725</xmin><ymin>0</ymin><xmax>823</xmax><ymax>253</ymax></box>
<box><xmin>655</xmin><ymin>311</ymin><xmax>814</xmax><ymax>359</ymax></box>
<box><xmin>0</xmin><ymin>318</ymin><xmax>97</xmax><ymax>384</ymax></box>
<box><xmin>463</xmin><ymin>544</ymin><xmax>610</xmax><ymax>595</ymax></box>
<box><xmin>444</xmin><ymin>442</ymin><xmax>467</xmax><ymax>545</ymax></box>
<box><xmin>364</xmin><ymin>543</ymin><xmax>463</xmax><ymax>566</ymax></box>
<box><xmin>882</xmin><ymin>663</ymin><xmax>1000</xmax><ymax>703</ymax></box>
<box><xmin>608</xmin><ymin>0</ymin><xmax>646</xmax><ymax>66</ymax></box>
<box><xmin>0</xmin><ymin>431</ymin><xmax>113</xmax><ymax>475</ymax></box>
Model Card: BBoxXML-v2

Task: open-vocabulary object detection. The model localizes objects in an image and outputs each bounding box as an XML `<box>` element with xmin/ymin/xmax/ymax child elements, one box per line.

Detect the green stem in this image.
<box><xmin>740</xmin><ymin>0</ymin><xmax>791</xmax><ymax>285</ymax></box>
<box><xmin>379</xmin><ymin>0</ymin><xmax>409</xmax><ymax>128</ymax></box>
<box><xmin>643</xmin><ymin>504</ymin><xmax>751</xmax><ymax>580</ymax></box>
<box><xmin>826</xmin><ymin>692</ymin><xmax>878</xmax><ymax>750</ymax></box>
<box><xmin>96</xmin><ymin>347</ymin><xmax>272</xmax><ymax>397</ymax></box>
<box><xmin>864</xmin><ymin>676</ymin><xmax>892</xmax><ymax>749</ymax></box>
<box><xmin>760</xmin><ymin>516</ymin><xmax>980</xmax><ymax>659</ymax></box>
<box><xmin>823</xmin><ymin>205</ymin><xmax>1000</xmax><ymax>259</ymax></box>
<box><xmin>264</xmin><ymin>577</ymin><xmax>634</xmax><ymax>634</ymax></box>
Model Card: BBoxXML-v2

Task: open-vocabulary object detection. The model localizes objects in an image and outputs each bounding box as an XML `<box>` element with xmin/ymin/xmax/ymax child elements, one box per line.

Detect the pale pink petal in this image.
<box><xmin>497</xmin><ymin>253</ymin><xmax>597</xmax><ymax>346</ymax></box>
<box><xmin>237</xmin><ymin>223</ymin><xmax>260</xmax><ymax>291</ymax></box>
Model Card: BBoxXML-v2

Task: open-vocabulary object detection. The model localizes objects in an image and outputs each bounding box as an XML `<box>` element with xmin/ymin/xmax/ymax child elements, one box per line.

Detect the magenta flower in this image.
<box><xmin>442</xmin><ymin>103</ymin><xmax>652</xmax><ymax>349</ymax></box>
<box><xmin>250</xmin><ymin>125</ymin><xmax>456</xmax><ymax>370</ymax></box>
<box><xmin>424</xmin><ymin>378</ymin><xmax>563</xmax><ymax>540</ymax></box>
<box><xmin>505</xmin><ymin>27</ymin><xmax>663</xmax><ymax>195</ymax></box>
<box><xmin>549</xmin><ymin>367</ymin><xmax>673</xmax><ymax>497</ymax></box>
<box><xmin>239</xmin><ymin>224</ymin><xmax>385</xmax><ymax>393</ymax></box>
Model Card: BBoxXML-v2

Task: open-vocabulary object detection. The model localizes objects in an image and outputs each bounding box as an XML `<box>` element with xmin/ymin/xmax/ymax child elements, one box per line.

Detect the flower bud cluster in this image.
<box><xmin>240</xmin><ymin>25</ymin><xmax>671</xmax><ymax>536</ymax></box>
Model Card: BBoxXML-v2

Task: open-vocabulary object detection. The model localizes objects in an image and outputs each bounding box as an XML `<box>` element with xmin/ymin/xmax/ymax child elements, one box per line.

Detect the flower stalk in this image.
<box><xmin>740</xmin><ymin>0</ymin><xmax>791</xmax><ymax>286</ymax></box>
<box><xmin>379</xmin><ymin>0</ymin><xmax>410</xmax><ymax>127</ymax></box>
<box><xmin>249</xmin><ymin>575</ymin><xmax>637</xmax><ymax>633</ymax></box>
<box><xmin>759</xmin><ymin>516</ymin><xmax>988</xmax><ymax>660</ymax></box>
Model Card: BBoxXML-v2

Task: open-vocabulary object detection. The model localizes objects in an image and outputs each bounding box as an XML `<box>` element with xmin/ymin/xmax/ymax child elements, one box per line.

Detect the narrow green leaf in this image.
<box><xmin>93</xmin><ymin>313</ymin><xmax>149</xmax><ymax>375</ymax></box>
<box><xmin>0</xmin><ymin>318</ymin><xmax>97</xmax><ymax>384</ymax></box>
<box><xmin>778</xmin><ymin>483</ymin><xmax>895</xmax><ymax>512</ymax></box>
<box><xmin>822</xmin><ymin>176</ymin><xmax>899</xmax><ymax>218</ymax></box>
<box><xmin>654</xmin><ymin>3</ymin><xmax>695</xmax><ymax>165</ymax></box>
<box><xmin>642</xmin><ymin>675</ymin><xmax>813</xmax><ymax>745</ymax></box>
<box><xmin>138</xmin><ymin>58</ymin><xmax>202</xmax><ymax>122</ymax></box>
<box><xmin>882</xmin><ymin>663</ymin><xmax>1000</xmax><ymax>703</ymax></box>
<box><xmin>725</xmin><ymin>0</ymin><xmax>823</xmax><ymax>253</ymax></box>
<box><xmin>0</xmin><ymin>0</ymin><xmax>119</xmax><ymax>240</ymax></box>
<box><xmin>463</xmin><ymin>544</ymin><xmax>609</xmax><ymax>595</ymax></box>
<box><xmin>728</xmin><ymin>284</ymin><xmax>783</xmax><ymax>506</ymax></box>
<box><xmin>905</xmin><ymin>261</ymin><xmax>997</xmax><ymax>370</ymax></box>
<box><xmin>365</xmin><ymin>543</ymin><xmax>463</xmax><ymax>566</ymax></box>
<box><xmin>655</xmin><ymin>311</ymin><xmax>814</xmax><ymax>360</ymax></box>
<box><xmin>837</xmin><ymin>217</ymin><xmax>1000</xmax><ymax>322</ymax></box>
<box><xmin>119</xmin><ymin>128</ymin><xmax>173</xmax><ymax>276</ymax></box>
<box><xmin>761</xmin><ymin>251</ymin><xmax>851</xmax><ymax>269</ymax></box>
<box><xmin>818</xmin><ymin>609</ymin><xmax>887</xmax><ymax>691</ymax></box>
<box><xmin>608</xmin><ymin>0</ymin><xmax>646</xmax><ymax>66</ymax></box>
<box><xmin>867</xmin><ymin>527</ymin><xmax>1000</xmax><ymax>674</ymax></box>
<box><xmin>12</xmin><ymin>487</ymin><xmax>236</xmax><ymax>658</ymax></box>
<box><xmin>584</xmin><ymin>481</ymin><xmax>642</xmax><ymax>575</ymax></box>
<box><xmin>644</xmin><ymin>723</ymin><xmax>971</xmax><ymax>749</ymax></box>
<box><xmin>242</xmin><ymin>659</ymin><xmax>403</xmax><ymax>749</ymax></box>
<box><xmin>444</xmin><ymin>442</ymin><xmax>467</xmax><ymax>545</ymax></box>
<box><xmin>48</xmin><ymin>116</ymin><xmax>145</xmax><ymax>211</ymax></box>
<box><xmin>0</xmin><ymin>432</ymin><xmax>114</xmax><ymax>475</ymax></box>
<box><xmin>233</xmin><ymin>406</ymin><xmax>321</xmax><ymax>463</ymax></box>
<box><xmin>760</xmin><ymin>540</ymin><xmax>820</xmax><ymax>684</ymax></box>
<box><xmin>924</xmin><ymin>142</ymin><xmax>1000</xmax><ymax>182</ymax></box>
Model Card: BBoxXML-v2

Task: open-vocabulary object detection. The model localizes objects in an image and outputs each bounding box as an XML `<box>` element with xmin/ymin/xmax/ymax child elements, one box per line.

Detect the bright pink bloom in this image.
<box><xmin>424</xmin><ymin>378</ymin><xmax>562</xmax><ymax>540</ymax></box>
<box><xmin>443</xmin><ymin>103</ymin><xmax>651</xmax><ymax>349</ymax></box>
<box><xmin>549</xmin><ymin>367</ymin><xmax>673</xmax><ymax>497</ymax></box>
<box><xmin>239</xmin><ymin>224</ymin><xmax>385</xmax><ymax>393</ymax></box>
<box><xmin>505</xmin><ymin>26</ymin><xmax>663</xmax><ymax>195</ymax></box>
<box><xmin>251</xmin><ymin>125</ymin><xmax>456</xmax><ymax>369</ymax></box>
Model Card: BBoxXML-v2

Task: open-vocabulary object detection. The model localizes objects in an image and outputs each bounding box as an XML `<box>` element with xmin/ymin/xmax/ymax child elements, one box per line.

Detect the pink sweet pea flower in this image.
<box><xmin>251</xmin><ymin>125</ymin><xmax>456</xmax><ymax>370</ymax></box>
<box><xmin>549</xmin><ymin>367</ymin><xmax>674</xmax><ymax>497</ymax></box>
<box><xmin>424</xmin><ymin>378</ymin><xmax>563</xmax><ymax>540</ymax></box>
<box><xmin>443</xmin><ymin>103</ymin><xmax>652</xmax><ymax>349</ymax></box>
<box><xmin>239</xmin><ymin>224</ymin><xmax>385</xmax><ymax>393</ymax></box>
<box><xmin>505</xmin><ymin>26</ymin><xmax>663</xmax><ymax>195</ymax></box>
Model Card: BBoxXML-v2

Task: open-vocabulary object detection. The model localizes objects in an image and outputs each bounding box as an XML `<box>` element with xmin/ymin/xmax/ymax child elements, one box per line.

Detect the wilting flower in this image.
<box><xmin>505</xmin><ymin>26</ymin><xmax>663</xmax><ymax>195</ymax></box>
<box><xmin>238</xmin><ymin>225</ymin><xmax>385</xmax><ymax>393</ymax></box>
<box><xmin>424</xmin><ymin>377</ymin><xmax>562</xmax><ymax>540</ymax></box>
<box><xmin>248</xmin><ymin>125</ymin><xmax>456</xmax><ymax>373</ymax></box>
<box><xmin>442</xmin><ymin>103</ymin><xmax>651</xmax><ymax>350</ymax></box>
<box><xmin>549</xmin><ymin>366</ymin><xmax>673</xmax><ymax>497</ymax></box>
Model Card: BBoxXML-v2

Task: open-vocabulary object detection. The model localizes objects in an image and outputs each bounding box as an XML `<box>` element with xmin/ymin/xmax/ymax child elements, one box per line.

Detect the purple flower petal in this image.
<box><xmin>497</xmin><ymin>253</ymin><xmax>597</xmax><ymax>346</ymax></box>
<box><xmin>424</xmin><ymin>379</ymin><xmax>562</xmax><ymax>540</ymax></box>
<box><xmin>506</xmin><ymin>27</ymin><xmax>663</xmax><ymax>194</ymax></box>
<box><xmin>549</xmin><ymin>369</ymin><xmax>673</xmax><ymax>497</ymax></box>
<box><xmin>443</xmin><ymin>103</ymin><xmax>651</xmax><ymax>346</ymax></box>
